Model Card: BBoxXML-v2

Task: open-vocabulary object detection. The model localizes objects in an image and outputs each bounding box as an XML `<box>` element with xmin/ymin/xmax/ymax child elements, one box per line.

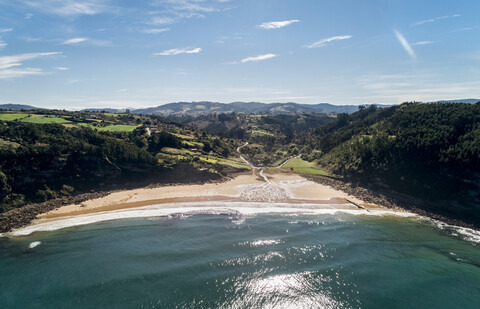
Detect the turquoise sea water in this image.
<box><xmin>1</xmin><ymin>210</ymin><xmax>479</xmax><ymax>308</ymax></box>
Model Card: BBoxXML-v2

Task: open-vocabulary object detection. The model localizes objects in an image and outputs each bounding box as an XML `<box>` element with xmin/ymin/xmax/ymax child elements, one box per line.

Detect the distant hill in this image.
<box><xmin>0</xmin><ymin>104</ymin><xmax>41</xmax><ymax>110</ymax></box>
<box><xmin>132</xmin><ymin>101</ymin><xmax>378</xmax><ymax>115</ymax></box>
<box><xmin>431</xmin><ymin>99</ymin><xmax>480</xmax><ymax>104</ymax></box>
<box><xmin>81</xmin><ymin>108</ymin><xmax>129</xmax><ymax>113</ymax></box>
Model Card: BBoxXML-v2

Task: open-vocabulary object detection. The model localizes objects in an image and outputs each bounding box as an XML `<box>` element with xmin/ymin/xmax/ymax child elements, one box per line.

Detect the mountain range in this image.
<box><xmin>2</xmin><ymin>99</ymin><xmax>478</xmax><ymax>115</ymax></box>
<box><xmin>130</xmin><ymin>102</ymin><xmax>373</xmax><ymax>115</ymax></box>
<box><xmin>0</xmin><ymin>104</ymin><xmax>42</xmax><ymax>110</ymax></box>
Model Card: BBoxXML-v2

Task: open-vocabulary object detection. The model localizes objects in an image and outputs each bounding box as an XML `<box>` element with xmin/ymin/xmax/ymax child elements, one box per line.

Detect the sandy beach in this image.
<box><xmin>38</xmin><ymin>172</ymin><xmax>383</xmax><ymax>220</ymax></box>
<box><xmin>4</xmin><ymin>171</ymin><xmax>424</xmax><ymax>237</ymax></box>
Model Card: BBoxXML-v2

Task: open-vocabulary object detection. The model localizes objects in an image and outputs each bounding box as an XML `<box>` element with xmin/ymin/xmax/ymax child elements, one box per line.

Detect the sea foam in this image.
<box><xmin>426</xmin><ymin>219</ymin><xmax>480</xmax><ymax>245</ymax></box>
<box><xmin>9</xmin><ymin>201</ymin><xmax>418</xmax><ymax>236</ymax></box>
<box><xmin>28</xmin><ymin>241</ymin><xmax>41</xmax><ymax>249</ymax></box>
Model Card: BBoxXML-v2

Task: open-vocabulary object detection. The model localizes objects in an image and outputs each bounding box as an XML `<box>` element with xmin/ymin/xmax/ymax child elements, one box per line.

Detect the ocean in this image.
<box><xmin>1</xmin><ymin>205</ymin><xmax>479</xmax><ymax>308</ymax></box>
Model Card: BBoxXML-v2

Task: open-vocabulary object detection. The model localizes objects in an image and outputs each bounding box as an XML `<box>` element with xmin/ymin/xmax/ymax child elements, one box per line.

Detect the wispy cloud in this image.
<box><xmin>257</xmin><ymin>20</ymin><xmax>299</xmax><ymax>30</ymax></box>
<box><xmin>141</xmin><ymin>28</ymin><xmax>170</xmax><ymax>34</ymax></box>
<box><xmin>307</xmin><ymin>35</ymin><xmax>352</xmax><ymax>48</ymax></box>
<box><xmin>241</xmin><ymin>53</ymin><xmax>278</xmax><ymax>63</ymax></box>
<box><xmin>0</xmin><ymin>52</ymin><xmax>61</xmax><ymax>79</ymax></box>
<box><xmin>0</xmin><ymin>28</ymin><xmax>13</xmax><ymax>33</ymax></box>
<box><xmin>449</xmin><ymin>26</ymin><xmax>479</xmax><ymax>33</ymax></box>
<box><xmin>0</xmin><ymin>39</ymin><xmax>6</xmax><ymax>49</ymax></box>
<box><xmin>148</xmin><ymin>0</ymin><xmax>232</xmax><ymax>26</ymax></box>
<box><xmin>358</xmin><ymin>73</ymin><xmax>480</xmax><ymax>104</ymax></box>
<box><xmin>151</xmin><ymin>0</ymin><xmax>218</xmax><ymax>13</ymax></box>
<box><xmin>55</xmin><ymin>67</ymin><xmax>70</xmax><ymax>70</ymax></box>
<box><xmin>149</xmin><ymin>17</ymin><xmax>176</xmax><ymax>25</ymax></box>
<box><xmin>153</xmin><ymin>47</ymin><xmax>202</xmax><ymax>56</ymax></box>
<box><xmin>411</xmin><ymin>14</ymin><xmax>461</xmax><ymax>27</ymax></box>
<box><xmin>62</xmin><ymin>37</ymin><xmax>88</xmax><ymax>44</ymax></box>
<box><xmin>23</xmin><ymin>0</ymin><xmax>110</xmax><ymax>17</ymax></box>
<box><xmin>394</xmin><ymin>30</ymin><xmax>416</xmax><ymax>60</ymax></box>
<box><xmin>413</xmin><ymin>41</ymin><xmax>433</xmax><ymax>46</ymax></box>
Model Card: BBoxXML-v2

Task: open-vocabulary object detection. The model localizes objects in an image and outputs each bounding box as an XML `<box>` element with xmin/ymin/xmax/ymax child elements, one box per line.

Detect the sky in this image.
<box><xmin>0</xmin><ymin>0</ymin><xmax>479</xmax><ymax>109</ymax></box>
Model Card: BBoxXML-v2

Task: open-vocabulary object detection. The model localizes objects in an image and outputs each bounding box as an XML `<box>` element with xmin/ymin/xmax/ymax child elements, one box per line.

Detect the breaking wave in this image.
<box><xmin>8</xmin><ymin>201</ymin><xmax>419</xmax><ymax>237</ymax></box>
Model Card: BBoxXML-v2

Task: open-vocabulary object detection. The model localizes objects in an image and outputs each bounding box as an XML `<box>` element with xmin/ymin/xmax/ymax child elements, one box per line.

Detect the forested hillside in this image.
<box><xmin>300</xmin><ymin>103</ymin><xmax>480</xmax><ymax>224</ymax></box>
<box><xmin>2</xmin><ymin>103</ymin><xmax>479</xmax><ymax>226</ymax></box>
<box><xmin>0</xmin><ymin>116</ymin><xmax>242</xmax><ymax>212</ymax></box>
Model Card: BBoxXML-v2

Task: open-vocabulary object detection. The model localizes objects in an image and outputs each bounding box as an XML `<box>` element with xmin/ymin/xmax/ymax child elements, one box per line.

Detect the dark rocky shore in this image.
<box><xmin>306</xmin><ymin>174</ymin><xmax>479</xmax><ymax>231</ymax></box>
<box><xmin>1</xmin><ymin>169</ymin><xmax>477</xmax><ymax>234</ymax></box>
<box><xmin>0</xmin><ymin>164</ymin><xmax>224</xmax><ymax>234</ymax></box>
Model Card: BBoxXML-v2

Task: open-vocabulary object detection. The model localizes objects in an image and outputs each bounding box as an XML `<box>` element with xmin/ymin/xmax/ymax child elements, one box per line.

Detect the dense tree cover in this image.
<box><xmin>301</xmin><ymin>103</ymin><xmax>480</xmax><ymax>203</ymax></box>
<box><xmin>166</xmin><ymin>113</ymin><xmax>334</xmax><ymax>166</ymax></box>
<box><xmin>0</xmin><ymin>123</ymin><xmax>158</xmax><ymax>211</ymax></box>
<box><xmin>0</xmin><ymin>119</ymin><xmax>236</xmax><ymax>212</ymax></box>
<box><xmin>168</xmin><ymin>113</ymin><xmax>333</xmax><ymax>139</ymax></box>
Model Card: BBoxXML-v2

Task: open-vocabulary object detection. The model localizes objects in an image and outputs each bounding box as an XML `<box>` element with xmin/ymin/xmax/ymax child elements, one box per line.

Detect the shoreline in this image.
<box><xmin>2</xmin><ymin>172</ymin><xmax>393</xmax><ymax>236</ymax></box>
<box><xmin>0</xmin><ymin>176</ymin><xmax>225</xmax><ymax>234</ymax></box>
<box><xmin>4</xmin><ymin>171</ymin><xmax>476</xmax><ymax>237</ymax></box>
<box><xmin>37</xmin><ymin>173</ymin><xmax>380</xmax><ymax>219</ymax></box>
<box><xmin>305</xmin><ymin>174</ymin><xmax>480</xmax><ymax>231</ymax></box>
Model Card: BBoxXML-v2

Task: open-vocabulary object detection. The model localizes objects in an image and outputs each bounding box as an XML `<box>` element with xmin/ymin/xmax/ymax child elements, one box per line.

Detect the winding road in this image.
<box><xmin>236</xmin><ymin>142</ymin><xmax>301</xmax><ymax>184</ymax></box>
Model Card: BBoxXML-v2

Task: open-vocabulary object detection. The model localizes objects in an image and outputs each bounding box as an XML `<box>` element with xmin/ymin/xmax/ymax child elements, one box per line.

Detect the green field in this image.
<box><xmin>252</xmin><ymin>129</ymin><xmax>274</xmax><ymax>136</ymax></box>
<box><xmin>199</xmin><ymin>156</ymin><xmax>250</xmax><ymax>169</ymax></box>
<box><xmin>172</xmin><ymin>133</ymin><xmax>195</xmax><ymax>139</ymax></box>
<box><xmin>281</xmin><ymin>158</ymin><xmax>329</xmax><ymax>176</ymax></box>
<box><xmin>182</xmin><ymin>140</ymin><xmax>204</xmax><ymax>147</ymax></box>
<box><xmin>21</xmin><ymin>116</ymin><xmax>71</xmax><ymax>124</ymax></box>
<box><xmin>158</xmin><ymin>146</ymin><xmax>249</xmax><ymax>170</ymax></box>
<box><xmin>98</xmin><ymin>125</ymin><xmax>137</xmax><ymax>132</ymax></box>
<box><xmin>0</xmin><ymin>113</ymin><xmax>29</xmax><ymax>121</ymax></box>
<box><xmin>161</xmin><ymin>147</ymin><xmax>196</xmax><ymax>155</ymax></box>
<box><xmin>78</xmin><ymin>123</ymin><xmax>137</xmax><ymax>132</ymax></box>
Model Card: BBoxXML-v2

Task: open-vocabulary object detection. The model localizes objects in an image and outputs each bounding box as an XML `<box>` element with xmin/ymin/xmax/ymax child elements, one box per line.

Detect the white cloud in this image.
<box><xmin>0</xmin><ymin>28</ymin><xmax>13</xmax><ymax>33</ymax></box>
<box><xmin>151</xmin><ymin>0</ymin><xmax>217</xmax><ymax>13</ymax></box>
<box><xmin>307</xmin><ymin>35</ymin><xmax>352</xmax><ymax>48</ymax></box>
<box><xmin>449</xmin><ymin>26</ymin><xmax>479</xmax><ymax>33</ymax></box>
<box><xmin>394</xmin><ymin>30</ymin><xmax>416</xmax><ymax>60</ymax></box>
<box><xmin>0</xmin><ymin>52</ymin><xmax>61</xmax><ymax>70</ymax></box>
<box><xmin>0</xmin><ymin>52</ymin><xmax>61</xmax><ymax>79</ymax></box>
<box><xmin>0</xmin><ymin>68</ymin><xmax>46</xmax><ymax>79</ymax></box>
<box><xmin>55</xmin><ymin>67</ymin><xmax>70</xmax><ymax>70</ymax></box>
<box><xmin>0</xmin><ymin>39</ymin><xmax>6</xmax><ymax>49</ymax></box>
<box><xmin>241</xmin><ymin>53</ymin><xmax>278</xmax><ymax>63</ymax></box>
<box><xmin>148</xmin><ymin>0</ymin><xmax>232</xmax><ymax>25</ymax></box>
<box><xmin>153</xmin><ymin>47</ymin><xmax>202</xmax><ymax>56</ymax></box>
<box><xmin>149</xmin><ymin>16</ymin><xmax>176</xmax><ymax>25</ymax></box>
<box><xmin>358</xmin><ymin>73</ymin><xmax>480</xmax><ymax>104</ymax></box>
<box><xmin>23</xmin><ymin>0</ymin><xmax>109</xmax><ymax>17</ymax></box>
<box><xmin>257</xmin><ymin>20</ymin><xmax>299</xmax><ymax>30</ymax></box>
<box><xmin>413</xmin><ymin>41</ymin><xmax>433</xmax><ymax>46</ymax></box>
<box><xmin>62</xmin><ymin>37</ymin><xmax>88</xmax><ymax>44</ymax></box>
<box><xmin>141</xmin><ymin>28</ymin><xmax>170</xmax><ymax>34</ymax></box>
<box><xmin>411</xmin><ymin>14</ymin><xmax>461</xmax><ymax>27</ymax></box>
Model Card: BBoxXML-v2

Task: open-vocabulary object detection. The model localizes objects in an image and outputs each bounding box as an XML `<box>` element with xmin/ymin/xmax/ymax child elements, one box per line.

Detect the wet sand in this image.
<box><xmin>39</xmin><ymin>173</ymin><xmax>383</xmax><ymax>220</ymax></box>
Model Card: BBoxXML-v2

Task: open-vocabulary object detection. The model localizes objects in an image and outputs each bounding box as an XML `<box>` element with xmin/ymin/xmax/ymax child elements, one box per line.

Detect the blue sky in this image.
<box><xmin>0</xmin><ymin>0</ymin><xmax>479</xmax><ymax>109</ymax></box>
